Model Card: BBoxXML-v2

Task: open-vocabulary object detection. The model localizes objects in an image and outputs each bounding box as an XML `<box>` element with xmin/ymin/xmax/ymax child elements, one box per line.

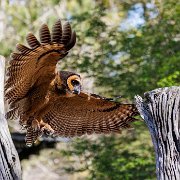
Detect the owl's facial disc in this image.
<box><xmin>67</xmin><ymin>75</ymin><xmax>82</xmax><ymax>95</ymax></box>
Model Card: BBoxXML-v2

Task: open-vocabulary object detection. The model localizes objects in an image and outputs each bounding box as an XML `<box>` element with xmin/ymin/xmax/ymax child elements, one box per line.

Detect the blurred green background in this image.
<box><xmin>0</xmin><ymin>0</ymin><xmax>179</xmax><ymax>179</ymax></box>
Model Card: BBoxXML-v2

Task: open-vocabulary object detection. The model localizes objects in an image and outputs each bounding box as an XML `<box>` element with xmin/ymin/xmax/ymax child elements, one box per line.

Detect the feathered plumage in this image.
<box><xmin>5</xmin><ymin>19</ymin><xmax>138</xmax><ymax>146</ymax></box>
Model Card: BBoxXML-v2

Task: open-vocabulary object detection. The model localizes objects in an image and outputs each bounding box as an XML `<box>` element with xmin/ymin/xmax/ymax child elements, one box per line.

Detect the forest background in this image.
<box><xmin>0</xmin><ymin>0</ymin><xmax>179</xmax><ymax>179</ymax></box>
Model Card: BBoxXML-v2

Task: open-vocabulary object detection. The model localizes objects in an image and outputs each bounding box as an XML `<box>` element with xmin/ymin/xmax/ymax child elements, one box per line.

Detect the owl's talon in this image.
<box><xmin>40</xmin><ymin>123</ymin><xmax>55</xmax><ymax>135</ymax></box>
<box><xmin>43</xmin><ymin>129</ymin><xmax>54</xmax><ymax>136</ymax></box>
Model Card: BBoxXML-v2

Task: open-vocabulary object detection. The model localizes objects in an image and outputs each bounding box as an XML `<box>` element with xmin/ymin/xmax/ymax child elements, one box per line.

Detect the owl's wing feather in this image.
<box><xmin>43</xmin><ymin>92</ymin><xmax>138</xmax><ymax>137</ymax></box>
<box><xmin>5</xmin><ymin>19</ymin><xmax>76</xmax><ymax>106</ymax></box>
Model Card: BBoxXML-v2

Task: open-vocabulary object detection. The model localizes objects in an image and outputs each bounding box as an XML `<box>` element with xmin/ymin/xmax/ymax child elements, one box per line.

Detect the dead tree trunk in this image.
<box><xmin>0</xmin><ymin>56</ymin><xmax>22</xmax><ymax>180</ymax></box>
<box><xmin>135</xmin><ymin>86</ymin><xmax>180</xmax><ymax>180</ymax></box>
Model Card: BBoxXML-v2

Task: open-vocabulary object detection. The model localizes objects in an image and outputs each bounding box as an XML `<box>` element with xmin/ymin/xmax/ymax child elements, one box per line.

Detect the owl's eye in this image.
<box><xmin>71</xmin><ymin>80</ymin><xmax>80</xmax><ymax>86</ymax></box>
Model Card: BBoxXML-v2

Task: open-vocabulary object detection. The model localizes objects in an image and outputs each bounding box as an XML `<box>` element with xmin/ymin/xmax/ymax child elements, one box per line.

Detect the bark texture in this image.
<box><xmin>135</xmin><ymin>86</ymin><xmax>180</xmax><ymax>180</ymax></box>
<box><xmin>0</xmin><ymin>56</ymin><xmax>22</xmax><ymax>180</ymax></box>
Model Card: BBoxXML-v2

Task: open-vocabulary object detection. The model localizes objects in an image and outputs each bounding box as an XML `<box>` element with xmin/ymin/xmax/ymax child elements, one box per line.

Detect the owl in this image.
<box><xmin>5</xmin><ymin>19</ymin><xmax>139</xmax><ymax>146</ymax></box>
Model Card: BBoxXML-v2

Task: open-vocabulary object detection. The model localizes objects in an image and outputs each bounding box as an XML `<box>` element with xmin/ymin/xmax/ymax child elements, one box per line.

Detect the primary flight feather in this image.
<box><xmin>5</xmin><ymin>19</ymin><xmax>138</xmax><ymax>146</ymax></box>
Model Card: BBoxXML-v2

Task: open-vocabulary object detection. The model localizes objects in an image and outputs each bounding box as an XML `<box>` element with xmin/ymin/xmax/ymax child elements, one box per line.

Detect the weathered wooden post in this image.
<box><xmin>0</xmin><ymin>56</ymin><xmax>22</xmax><ymax>180</ymax></box>
<box><xmin>135</xmin><ymin>86</ymin><xmax>180</xmax><ymax>180</ymax></box>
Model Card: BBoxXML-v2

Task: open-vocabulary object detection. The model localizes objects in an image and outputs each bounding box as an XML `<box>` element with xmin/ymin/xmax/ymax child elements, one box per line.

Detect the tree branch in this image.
<box><xmin>135</xmin><ymin>86</ymin><xmax>180</xmax><ymax>180</ymax></box>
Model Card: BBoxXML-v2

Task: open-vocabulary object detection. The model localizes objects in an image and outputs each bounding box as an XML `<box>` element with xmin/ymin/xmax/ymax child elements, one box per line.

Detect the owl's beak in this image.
<box><xmin>72</xmin><ymin>85</ymin><xmax>81</xmax><ymax>95</ymax></box>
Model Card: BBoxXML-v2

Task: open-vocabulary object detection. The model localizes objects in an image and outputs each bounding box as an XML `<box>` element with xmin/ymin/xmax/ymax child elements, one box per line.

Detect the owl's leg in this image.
<box><xmin>19</xmin><ymin>113</ymin><xmax>30</xmax><ymax>126</ymax></box>
<box><xmin>25</xmin><ymin>126</ymin><xmax>40</xmax><ymax>147</ymax></box>
<box><xmin>25</xmin><ymin>118</ymin><xmax>54</xmax><ymax>146</ymax></box>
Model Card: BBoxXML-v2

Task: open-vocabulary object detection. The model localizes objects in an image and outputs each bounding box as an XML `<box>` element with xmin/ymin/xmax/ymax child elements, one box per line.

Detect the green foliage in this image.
<box><xmin>90</xmin><ymin>0</ymin><xmax>180</xmax><ymax>98</ymax></box>
<box><xmin>61</xmin><ymin>122</ymin><xmax>156</xmax><ymax>180</ymax></box>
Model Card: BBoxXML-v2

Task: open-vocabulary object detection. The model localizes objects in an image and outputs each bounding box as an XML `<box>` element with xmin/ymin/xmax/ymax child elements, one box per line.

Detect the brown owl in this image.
<box><xmin>5</xmin><ymin>19</ymin><xmax>139</xmax><ymax>146</ymax></box>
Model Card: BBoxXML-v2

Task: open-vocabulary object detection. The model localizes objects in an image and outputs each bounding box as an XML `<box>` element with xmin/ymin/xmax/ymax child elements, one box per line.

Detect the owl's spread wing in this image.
<box><xmin>5</xmin><ymin>19</ymin><xmax>76</xmax><ymax>105</ymax></box>
<box><xmin>43</xmin><ymin>92</ymin><xmax>138</xmax><ymax>137</ymax></box>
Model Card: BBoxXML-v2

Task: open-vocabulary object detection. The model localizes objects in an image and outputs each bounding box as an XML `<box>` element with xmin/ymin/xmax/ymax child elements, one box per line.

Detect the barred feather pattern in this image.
<box><xmin>52</xmin><ymin>19</ymin><xmax>62</xmax><ymax>43</ymax></box>
<box><xmin>25</xmin><ymin>126</ymin><xmax>40</xmax><ymax>147</ymax></box>
<box><xmin>43</xmin><ymin>92</ymin><xmax>139</xmax><ymax>137</ymax></box>
<box><xmin>5</xmin><ymin>19</ymin><xmax>139</xmax><ymax>146</ymax></box>
<box><xmin>26</xmin><ymin>33</ymin><xmax>40</xmax><ymax>48</ymax></box>
<box><xmin>5</xmin><ymin>19</ymin><xmax>76</xmax><ymax>123</ymax></box>
<box><xmin>5</xmin><ymin>19</ymin><xmax>76</xmax><ymax>146</ymax></box>
<box><xmin>39</xmin><ymin>24</ymin><xmax>51</xmax><ymax>43</ymax></box>
<box><xmin>5</xmin><ymin>19</ymin><xmax>76</xmax><ymax>102</ymax></box>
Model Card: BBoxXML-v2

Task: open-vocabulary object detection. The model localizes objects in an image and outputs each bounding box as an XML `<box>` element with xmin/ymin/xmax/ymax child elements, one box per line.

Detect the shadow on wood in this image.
<box><xmin>135</xmin><ymin>86</ymin><xmax>180</xmax><ymax>180</ymax></box>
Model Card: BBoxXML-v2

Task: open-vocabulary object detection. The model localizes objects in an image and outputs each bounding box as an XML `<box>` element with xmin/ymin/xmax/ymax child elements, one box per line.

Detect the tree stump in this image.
<box><xmin>135</xmin><ymin>86</ymin><xmax>180</xmax><ymax>180</ymax></box>
<box><xmin>0</xmin><ymin>56</ymin><xmax>22</xmax><ymax>180</ymax></box>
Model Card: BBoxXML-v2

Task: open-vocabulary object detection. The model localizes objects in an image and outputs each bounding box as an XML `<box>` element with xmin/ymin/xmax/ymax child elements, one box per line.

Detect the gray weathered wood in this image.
<box><xmin>135</xmin><ymin>86</ymin><xmax>180</xmax><ymax>180</ymax></box>
<box><xmin>0</xmin><ymin>56</ymin><xmax>22</xmax><ymax>180</ymax></box>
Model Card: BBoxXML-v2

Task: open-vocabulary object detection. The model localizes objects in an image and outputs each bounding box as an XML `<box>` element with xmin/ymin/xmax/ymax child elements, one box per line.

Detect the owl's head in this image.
<box><xmin>56</xmin><ymin>71</ymin><xmax>82</xmax><ymax>95</ymax></box>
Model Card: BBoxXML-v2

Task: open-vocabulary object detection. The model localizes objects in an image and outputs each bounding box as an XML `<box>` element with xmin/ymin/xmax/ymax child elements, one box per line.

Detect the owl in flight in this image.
<box><xmin>5</xmin><ymin>19</ymin><xmax>138</xmax><ymax>146</ymax></box>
